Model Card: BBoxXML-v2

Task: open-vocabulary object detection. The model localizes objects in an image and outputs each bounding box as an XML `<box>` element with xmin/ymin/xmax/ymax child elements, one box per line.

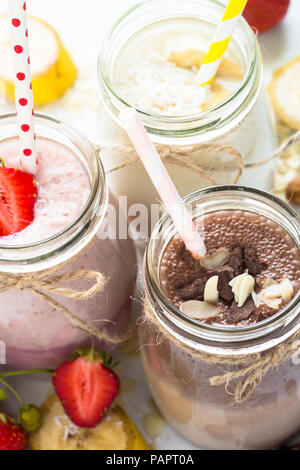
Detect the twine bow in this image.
<box><xmin>97</xmin><ymin>142</ymin><xmax>244</xmax><ymax>185</ymax></box>
<box><xmin>210</xmin><ymin>330</ymin><xmax>300</xmax><ymax>403</ymax></box>
<box><xmin>96</xmin><ymin>130</ymin><xmax>300</xmax><ymax>185</ymax></box>
<box><xmin>0</xmin><ymin>268</ymin><xmax>132</xmax><ymax>344</ymax></box>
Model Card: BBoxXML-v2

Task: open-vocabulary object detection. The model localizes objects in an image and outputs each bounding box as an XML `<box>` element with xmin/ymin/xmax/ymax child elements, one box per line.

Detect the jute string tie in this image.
<box><xmin>143</xmin><ymin>297</ymin><xmax>300</xmax><ymax>404</ymax></box>
<box><xmin>96</xmin><ymin>130</ymin><xmax>300</xmax><ymax>184</ymax></box>
<box><xmin>0</xmin><ymin>266</ymin><xmax>132</xmax><ymax>344</ymax></box>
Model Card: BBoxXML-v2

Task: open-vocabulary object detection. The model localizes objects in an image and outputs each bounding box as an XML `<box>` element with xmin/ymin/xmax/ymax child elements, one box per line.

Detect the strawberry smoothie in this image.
<box><xmin>0</xmin><ymin>138</ymin><xmax>90</xmax><ymax>245</ymax></box>
<box><xmin>0</xmin><ymin>130</ymin><xmax>137</xmax><ymax>369</ymax></box>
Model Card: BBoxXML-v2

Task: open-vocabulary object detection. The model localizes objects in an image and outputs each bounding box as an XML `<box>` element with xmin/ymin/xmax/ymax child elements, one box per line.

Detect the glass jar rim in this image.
<box><xmin>98</xmin><ymin>0</ymin><xmax>262</xmax><ymax>139</ymax></box>
<box><xmin>144</xmin><ymin>186</ymin><xmax>300</xmax><ymax>353</ymax></box>
<box><xmin>0</xmin><ymin>112</ymin><xmax>107</xmax><ymax>271</ymax></box>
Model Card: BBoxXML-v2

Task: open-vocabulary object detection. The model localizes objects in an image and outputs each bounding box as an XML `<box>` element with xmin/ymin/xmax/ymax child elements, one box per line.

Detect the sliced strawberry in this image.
<box><xmin>243</xmin><ymin>0</ymin><xmax>290</xmax><ymax>34</ymax></box>
<box><xmin>53</xmin><ymin>353</ymin><xmax>120</xmax><ymax>428</ymax></box>
<box><xmin>0</xmin><ymin>413</ymin><xmax>27</xmax><ymax>450</ymax></box>
<box><xmin>0</xmin><ymin>167</ymin><xmax>37</xmax><ymax>236</ymax></box>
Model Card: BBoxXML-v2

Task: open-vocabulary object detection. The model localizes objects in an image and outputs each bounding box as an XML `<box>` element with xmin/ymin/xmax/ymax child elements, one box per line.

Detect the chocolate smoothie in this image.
<box><xmin>161</xmin><ymin>211</ymin><xmax>300</xmax><ymax>326</ymax></box>
<box><xmin>140</xmin><ymin>191</ymin><xmax>300</xmax><ymax>450</ymax></box>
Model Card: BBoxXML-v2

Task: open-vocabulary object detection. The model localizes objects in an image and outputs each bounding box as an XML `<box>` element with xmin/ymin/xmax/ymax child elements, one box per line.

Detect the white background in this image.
<box><xmin>0</xmin><ymin>0</ymin><xmax>299</xmax><ymax>450</ymax></box>
<box><xmin>0</xmin><ymin>0</ymin><xmax>299</xmax><ymax>139</ymax></box>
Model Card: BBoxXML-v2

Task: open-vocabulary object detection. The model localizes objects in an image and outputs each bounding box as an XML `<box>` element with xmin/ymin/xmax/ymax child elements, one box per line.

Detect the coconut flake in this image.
<box><xmin>264</xmin><ymin>284</ymin><xmax>283</xmax><ymax>299</ymax></box>
<box><xmin>199</xmin><ymin>248</ymin><xmax>230</xmax><ymax>270</ymax></box>
<box><xmin>180</xmin><ymin>300</ymin><xmax>218</xmax><ymax>320</ymax></box>
<box><xmin>229</xmin><ymin>271</ymin><xmax>255</xmax><ymax>307</ymax></box>
<box><xmin>261</xmin><ymin>278</ymin><xmax>294</xmax><ymax>305</ymax></box>
<box><xmin>54</xmin><ymin>415</ymin><xmax>80</xmax><ymax>443</ymax></box>
<box><xmin>261</xmin><ymin>294</ymin><xmax>282</xmax><ymax>310</ymax></box>
<box><xmin>203</xmin><ymin>276</ymin><xmax>219</xmax><ymax>304</ymax></box>
<box><xmin>263</xmin><ymin>277</ymin><xmax>277</xmax><ymax>288</ymax></box>
<box><xmin>280</xmin><ymin>279</ymin><xmax>294</xmax><ymax>302</ymax></box>
<box><xmin>251</xmin><ymin>291</ymin><xmax>261</xmax><ymax>307</ymax></box>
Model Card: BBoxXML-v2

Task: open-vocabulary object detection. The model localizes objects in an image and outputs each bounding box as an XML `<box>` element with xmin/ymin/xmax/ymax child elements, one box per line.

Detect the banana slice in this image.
<box><xmin>201</xmin><ymin>89</ymin><xmax>231</xmax><ymax>111</ymax></box>
<box><xmin>268</xmin><ymin>56</ymin><xmax>300</xmax><ymax>130</ymax></box>
<box><xmin>0</xmin><ymin>15</ymin><xmax>77</xmax><ymax>106</ymax></box>
<box><xmin>29</xmin><ymin>395</ymin><xmax>149</xmax><ymax>450</ymax></box>
<box><xmin>168</xmin><ymin>49</ymin><xmax>244</xmax><ymax>79</ymax></box>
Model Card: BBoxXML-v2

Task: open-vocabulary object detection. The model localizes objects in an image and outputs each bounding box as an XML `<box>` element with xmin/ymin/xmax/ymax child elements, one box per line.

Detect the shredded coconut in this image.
<box><xmin>115</xmin><ymin>49</ymin><xmax>239</xmax><ymax>116</ymax></box>
<box><xmin>54</xmin><ymin>415</ymin><xmax>80</xmax><ymax>442</ymax></box>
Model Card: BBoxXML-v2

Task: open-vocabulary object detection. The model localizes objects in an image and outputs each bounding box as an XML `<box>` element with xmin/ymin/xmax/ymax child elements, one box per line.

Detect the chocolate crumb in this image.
<box><xmin>229</xmin><ymin>245</ymin><xmax>245</xmax><ymax>276</ymax></box>
<box><xmin>210</xmin><ymin>266</ymin><xmax>234</xmax><ymax>302</ymax></box>
<box><xmin>177</xmin><ymin>278</ymin><xmax>207</xmax><ymax>301</ymax></box>
<box><xmin>162</xmin><ymin>210</ymin><xmax>299</xmax><ymax>326</ymax></box>
<box><xmin>227</xmin><ymin>298</ymin><xmax>256</xmax><ymax>325</ymax></box>
<box><xmin>244</xmin><ymin>245</ymin><xmax>261</xmax><ymax>276</ymax></box>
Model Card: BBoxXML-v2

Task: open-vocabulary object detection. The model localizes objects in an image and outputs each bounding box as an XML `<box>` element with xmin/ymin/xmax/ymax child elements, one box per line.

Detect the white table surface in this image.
<box><xmin>0</xmin><ymin>0</ymin><xmax>299</xmax><ymax>451</ymax></box>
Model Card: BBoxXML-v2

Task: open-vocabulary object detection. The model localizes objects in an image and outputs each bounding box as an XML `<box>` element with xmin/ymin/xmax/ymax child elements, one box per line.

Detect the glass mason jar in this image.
<box><xmin>140</xmin><ymin>186</ymin><xmax>300</xmax><ymax>450</ymax></box>
<box><xmin>98</xmin><ymin>0</ymin><xmax>277</xmax><ymax>240</ymax></box>
<box><xmin>0</xmin><ymin>113</ymin><xmax>138</xmax><ymax>369</ymax></box>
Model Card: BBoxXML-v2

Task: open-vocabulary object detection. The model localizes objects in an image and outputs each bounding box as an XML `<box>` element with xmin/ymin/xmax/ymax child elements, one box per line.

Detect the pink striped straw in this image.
<box><xmin>8</xmin><ymin>0</ymin><xmax>37</xmax><ymax>175</ymax></box>
<box><xmin>119</xmin><ymin>108</ymin><xmax>206</xmax><ymax>258</ymax></box>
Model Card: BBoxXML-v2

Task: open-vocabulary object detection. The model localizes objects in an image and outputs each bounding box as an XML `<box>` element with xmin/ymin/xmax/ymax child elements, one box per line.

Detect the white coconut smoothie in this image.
<box><xmin>98</xmin><ymin>0</ymin><xmax>276</xmax><ymax>240</ymax></box>
<box><xmin>114</xmin><ymin>19</ymin><xmax>244</xmax><ymax>116</ymax></box>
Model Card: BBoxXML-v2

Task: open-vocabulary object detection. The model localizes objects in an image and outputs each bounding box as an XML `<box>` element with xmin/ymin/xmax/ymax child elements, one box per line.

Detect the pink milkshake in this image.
<box><xmin>0</xmin><ymin>113</ymin><xmax>138</xmax><ymax>369</ymax></box>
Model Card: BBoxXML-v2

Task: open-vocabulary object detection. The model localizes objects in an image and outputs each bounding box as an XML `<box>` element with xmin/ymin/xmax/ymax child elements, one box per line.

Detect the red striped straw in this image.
<box><xmin>119</xmin><ymin>108</ymin><xmax>206</xmax><ymax>258</ymax></box>
<box><xmin>8</xmin><ymin>0</ymin><xmax>37</xmax><ymax>175</ymax></box>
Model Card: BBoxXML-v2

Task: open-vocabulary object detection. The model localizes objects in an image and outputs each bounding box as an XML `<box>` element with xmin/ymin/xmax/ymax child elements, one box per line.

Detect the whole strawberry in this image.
<box><xmin>0</xmin><ymin>413</ymin><xmax>27</xmax><ymax>450</ymax></box>
<box><xmin>243</xmin><ymin>0</ymin><xmax>290</xmax><ymax>34</ymax></box>
<box><xmin>53</xmin><ymin>349</ymin><xmax>120</xmax><ymax>428</ymax></box>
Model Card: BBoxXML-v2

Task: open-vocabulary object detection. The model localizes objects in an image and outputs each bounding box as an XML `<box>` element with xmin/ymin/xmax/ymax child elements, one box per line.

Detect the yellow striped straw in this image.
<box><xmin>198</xmin><ymin>0</ymin><xmax>248</xmax><ymax>86</ymax></box>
